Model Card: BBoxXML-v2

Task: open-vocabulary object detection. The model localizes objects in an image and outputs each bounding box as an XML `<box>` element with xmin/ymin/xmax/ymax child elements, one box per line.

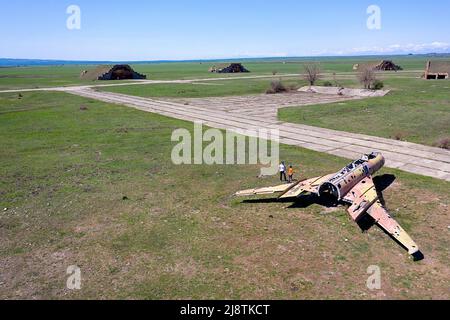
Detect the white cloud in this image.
<box><xmin>336</xmin><ymin>42</ymin><xmax>450</xmax><ymax>55</ymax></box>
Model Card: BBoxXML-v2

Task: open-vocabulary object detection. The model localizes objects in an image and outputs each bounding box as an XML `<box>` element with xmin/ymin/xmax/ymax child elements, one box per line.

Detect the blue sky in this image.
<box><xmin>1</xmin><ymin>0</ymin><xmax>449</xmax><ymax>60</ymax></box>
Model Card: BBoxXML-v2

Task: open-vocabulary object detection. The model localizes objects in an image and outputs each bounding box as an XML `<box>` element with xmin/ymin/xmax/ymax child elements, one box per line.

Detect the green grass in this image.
<box><xmin>0</xmin><ymin>66</ymin><xmax>95</xmax><ymax>90</ymax></box>
<box><xmin>0</xmin><ymin>91</ymin><xmax>449</xmax><ymax>299</ymax></box>
<box><xmin>279</xmin><ymin>77</ymin><xmax>450</xmax><ymax>147</ymax></box>
<box><xmin>99</xmin><ymin>78</ymin><xmax>307</xmax><ymax>98</ymax></box>
<box><xmin>0</xmin><ymin>55</ymin><xmax>436</xmax><ymax>90</ymax></box>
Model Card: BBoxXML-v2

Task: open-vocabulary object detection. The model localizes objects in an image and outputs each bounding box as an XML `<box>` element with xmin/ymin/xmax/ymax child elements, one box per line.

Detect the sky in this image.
<box><xmin>1</xmin><ymin>0</ymin><xmax>449</xmax><ymax>61</ymax></box>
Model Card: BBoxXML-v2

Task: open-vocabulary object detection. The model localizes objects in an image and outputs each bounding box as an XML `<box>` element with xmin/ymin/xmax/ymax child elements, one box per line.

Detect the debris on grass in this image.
<box><xmin>115</xmin><ymin>128</ymin><xmax>129</xmax><ymax>134</ymax></box>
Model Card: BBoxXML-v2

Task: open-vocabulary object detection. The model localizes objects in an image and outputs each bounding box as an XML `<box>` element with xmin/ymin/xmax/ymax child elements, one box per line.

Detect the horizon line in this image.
<box><xmin>1</xmin><ymin>52</ymin><xmax>450</xmax><ymax>66</ymax></box>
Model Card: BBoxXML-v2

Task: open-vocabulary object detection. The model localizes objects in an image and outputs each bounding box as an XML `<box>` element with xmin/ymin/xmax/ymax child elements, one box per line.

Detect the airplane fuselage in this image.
<box><xmin>318</xmin><ymin>152</ymin><xmax>385</xmax><ymax>202</ymax></box>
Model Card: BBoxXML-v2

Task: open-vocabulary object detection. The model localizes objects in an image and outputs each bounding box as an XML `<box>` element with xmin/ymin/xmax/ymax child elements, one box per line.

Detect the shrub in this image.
<box><xmin>272</xmin><ymin>70</ymin><xmax>278</xmax><ymax>76</ymax></box>
<box><xmin>435</xmin><ymin>138</ymin><xmax>450</xmax><ymax>150</ymax></box>
<box><xmin>373</xmin><ymin>80</ymin><xmax>384</xmax><ymax>90</ymax></box>
<box><xmin>323</xmin><ymin>81</ymin><xmax>333</xmax><ymax>87</ymax></box>
<box><xmin>266</xmin><ymin>80</ymin><xmax>287</xmax><ymax>94</ymax></box>
<box><xmin>392</xmin><ymin>132</ymin><xmax>407</xmax><ymax>141</ymax></box>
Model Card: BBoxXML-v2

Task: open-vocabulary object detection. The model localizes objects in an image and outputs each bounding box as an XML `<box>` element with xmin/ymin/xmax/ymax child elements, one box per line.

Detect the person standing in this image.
<box><xmin>279</xmin><ymin>162</ymin><xmax>287</xmax><ymax>182</ymax></box>
<box><xmin>288</xmin><ymin>165</ymin><xmax>294</xmax><ymax>183</ymax></box>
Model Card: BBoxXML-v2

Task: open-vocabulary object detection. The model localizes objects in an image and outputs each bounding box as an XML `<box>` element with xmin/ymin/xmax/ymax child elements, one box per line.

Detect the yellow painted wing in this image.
<box><xmin>344</xmin><ymin>176</ymin><xmax>379</xmax><ymax>221</ymax></box>
<box><xmin>367</xmin><ymin>201</ymin><xmax>420</xmax><ymax>255</ymax></box>
<box><xmin>344</xmin><ymin>176</ymin><xmax>420</xmax><ymax>255</ymax></box>
<box><xmin>235</xmin><ymin>183</ymin><xmax>296</xmax><ymax>197</ymax></box>
<box><xmin>235</xmin><ymin>175</ymin><xmax>333</xmax><ymax>199</ymax></box>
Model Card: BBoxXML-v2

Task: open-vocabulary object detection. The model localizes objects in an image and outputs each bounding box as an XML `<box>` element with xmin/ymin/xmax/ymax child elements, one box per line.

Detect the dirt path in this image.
<box><xmin>63</xmin><ymin>87</ymin><xmax>450</xmax><ymax>182</ymax></box>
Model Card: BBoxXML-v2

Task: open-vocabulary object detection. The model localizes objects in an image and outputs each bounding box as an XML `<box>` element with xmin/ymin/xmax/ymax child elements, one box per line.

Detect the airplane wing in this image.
<box><xmin>235</xmin><ymin>183</ymin><xmax>296</xmax><ymax>197</ymax></box>
<box><xmin>344</xmin><ymin>176</ymin><xmax>379</xmax><ymax>221</ymax></box>
<box><xmin>344</xmin><ymin>176</ymin><xmax>420</xmax><ymax>256</ymax></box>
<box><xmin>367</xmin><ymin>202</ymin><xmax>420</xmax><ymax>255</ymax></box>
<box><xmin>235</xmin><ymin>175</ymin><xmax>333</xmax><ymax>199</ymax></box>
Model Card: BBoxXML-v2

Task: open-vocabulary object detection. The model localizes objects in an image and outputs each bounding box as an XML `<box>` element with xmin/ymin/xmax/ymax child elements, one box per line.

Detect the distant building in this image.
<box><xmin>353</xmin><ymin>60</ymin><xmax>403</xmax><ymax>72</ymax></box>
<box><xmin>423</xmin><ymin>61</ymin><xmax>450</xmax><ymax>80</ymax></box>
<box><xmin>209</xmin><ymin>63</ymin><xmax>250</xmax><ymax>73</ymax></box>
<box><xmin>80</xmin><ymin>65</ymin><xmax>147</xmax><ymax>81</ymax></box>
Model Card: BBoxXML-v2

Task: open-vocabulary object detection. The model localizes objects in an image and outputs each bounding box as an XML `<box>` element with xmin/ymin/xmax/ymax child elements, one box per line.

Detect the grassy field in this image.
<box><xmin>97</xmin><ymin>71</ymin><xmax>424</xmax><ymax>99</ymax></box>
<box><xmin>0</xmin><ymin>55</ymin><xmax>435</xmax><ymax>90</ymax></box>
<box><xmin>279</xmin><ymin>77</ymin><xmax>450</xmax><ymax>147</ymax></box>
<box><xmin>1</xmin><ymin>91</ymin><xmax>449</xmax><ymax>299</ymax></box>
<box><xmin>0</xmin><ymin>66</ymin><xmax>93</xmax><ymax>90</ymax></box>
<box><xmin>99</xmin><ymin>78</ymin><xmax>309</xmax><ymax>98</ymax></box>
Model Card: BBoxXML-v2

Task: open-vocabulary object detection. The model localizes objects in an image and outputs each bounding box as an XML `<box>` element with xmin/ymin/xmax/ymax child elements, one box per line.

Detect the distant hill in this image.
<box><xmin>1</xmin><ymin>53</ymin><xmax>450</xmax><ymax>67</ymax></box>
<box><xmin>424</xmin><ymin>53</ymin><xmax>450</xmax><ymax>57</ymax></box>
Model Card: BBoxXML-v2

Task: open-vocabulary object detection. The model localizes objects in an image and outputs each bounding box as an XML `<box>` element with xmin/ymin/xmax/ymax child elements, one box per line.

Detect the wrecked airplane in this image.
<box><xmin>235</xmin><ymin>152</ymin><xmax>422</xmax><ymax>260</ymax></box>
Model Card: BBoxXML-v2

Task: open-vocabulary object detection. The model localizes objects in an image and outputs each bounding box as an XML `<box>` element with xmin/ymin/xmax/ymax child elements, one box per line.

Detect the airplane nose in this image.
<box><xmin>372</xmin><ymin>152</ymin><xmax>385</xmax><ymax>166</ymax></box>
<box><xmin>379</xmin><ymin>154</ymin><xmax>386</xmax><ymax>167</ymax></box>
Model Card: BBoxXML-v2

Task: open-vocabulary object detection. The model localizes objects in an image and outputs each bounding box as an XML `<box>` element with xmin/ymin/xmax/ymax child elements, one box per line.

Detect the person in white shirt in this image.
<box><xmin>279</xmin><ymin>162</ymin><xmax>287</xmax><ymax>182</ymax></box>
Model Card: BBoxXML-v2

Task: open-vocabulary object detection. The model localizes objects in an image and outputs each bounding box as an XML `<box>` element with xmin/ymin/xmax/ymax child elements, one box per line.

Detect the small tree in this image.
<box><xmin>303</xmin><ymin>63</ymin><xmax>321</xmax><ymax>87</ymax></box>
<box><xmin>358</xmin><ymin>67</ymin><xmax>377</xmax><ymax>89</ymax></box>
